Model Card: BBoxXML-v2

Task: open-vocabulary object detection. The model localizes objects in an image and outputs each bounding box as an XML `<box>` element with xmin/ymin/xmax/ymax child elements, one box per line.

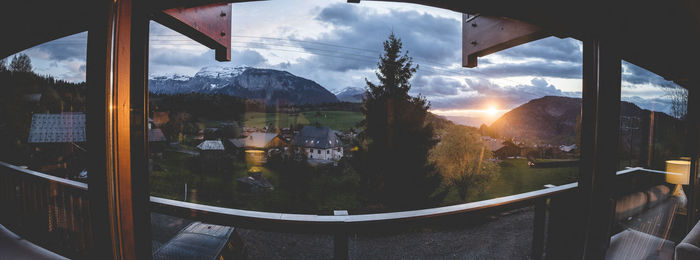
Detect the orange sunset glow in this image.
<box><xmin>431</xmin><ymin>108</ymin><xmax>508</xmax><ymax>117</ymax></box>
<box><xmin>430</xmin><ymin>105</ymin><xmax>509</xmax><ymax>126</ymax></box>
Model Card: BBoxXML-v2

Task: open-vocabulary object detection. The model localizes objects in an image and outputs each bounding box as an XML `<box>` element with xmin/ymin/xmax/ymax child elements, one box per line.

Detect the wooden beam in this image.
<box><xmin>86</xmin><ymin>0</ymin><xmax>117</xmax><ymax>258</ymax></box>
<box><xmin>579</xmin><ymin>39</ymin><xmax>621</xmax><ymax>259</ymax></box>
<box><xmin>687</xmin><ymin>85</ymin><xmax>700</xmax><ymax>229</ymax></box>
<box><xmin>129</xmin><ymin>0</ymin><xmax>153</xmax><ymax>258</ymax></box>
<box><xmin>462</xmin><ymin>14</ymin><xmax>547</xmax><ymax>68</ymax></box>
<box><xmin>86</xmin><ymin>0</ymin><xmax>151</xmax><ymax>258</ymax></box>
<box><xmin>154</xmin><ymin>3</ymin><xmax>232</xmax><ymax>61</ymax></box>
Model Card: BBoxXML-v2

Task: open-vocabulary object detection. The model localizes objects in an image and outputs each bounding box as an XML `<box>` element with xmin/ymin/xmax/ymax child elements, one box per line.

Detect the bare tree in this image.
<box><xmin>664</xmin><ymin>85</ymin><xmax>687</xmax><ymax>119</ymax></box>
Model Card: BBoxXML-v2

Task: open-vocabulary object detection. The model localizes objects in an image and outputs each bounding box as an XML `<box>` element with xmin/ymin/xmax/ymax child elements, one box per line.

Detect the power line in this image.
<box><xmin>149</xmin><ymin>41</ymin><xmax>514</xmax><ymax>83</ymax></box>
<box><xmin>35</xmin><ymin>34</ymin><xmax>525</xmax><ymax>84</ymax></box>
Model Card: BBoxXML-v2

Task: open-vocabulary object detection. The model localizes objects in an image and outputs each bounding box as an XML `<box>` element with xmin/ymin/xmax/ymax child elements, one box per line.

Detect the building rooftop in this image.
<box><xmin>149</xmin><ymin>129</ymin><xmax>167</xmax><ymax>142</ymax></box>
<box><xmin>230</xmin><ymin>132</ymin><xmax>281</xmax><ymax>149</ymax></box>
<box><xmin>292</xmin><ymin>125</ymin><xmax>341</xmax><ymax>149</ymax></box>
<box><xmin>28</xmin><ymin>113</ymin><xmax>86</xmax><ymax>143</ymax></box>
<box><xmin>196</xmin><ymin>140</ymin><xmax>225</xmax><ymax>151</ymax></box>
<box><xmin>152</xmin><ymin>221</ymin><xmax>235</xmax><ymax>260</ymax></box>
<box><xmin>482</xmin><ymin>137</ymin><xmax>505</xmax><ymax>152</ymax></box>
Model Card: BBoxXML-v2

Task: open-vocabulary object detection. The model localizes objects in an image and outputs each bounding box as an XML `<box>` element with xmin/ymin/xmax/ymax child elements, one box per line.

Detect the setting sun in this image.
<box><xmin>485</xmin><ymin>106</ymin><xmax>499</xmax><ymax>116</ymax></box>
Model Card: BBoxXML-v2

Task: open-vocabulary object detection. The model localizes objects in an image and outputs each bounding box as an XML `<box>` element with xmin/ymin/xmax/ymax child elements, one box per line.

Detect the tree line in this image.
<box><xmin>0</xmin><ymin>54</ymin><xmax>87</xmax><ymax>166</ymax></box>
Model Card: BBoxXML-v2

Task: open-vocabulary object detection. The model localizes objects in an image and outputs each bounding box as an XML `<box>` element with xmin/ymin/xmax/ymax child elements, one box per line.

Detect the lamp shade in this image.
<box><xmin>666</xmin><ymin>160</ymin><xmax>691</xmax><ymax>185</ymax></box>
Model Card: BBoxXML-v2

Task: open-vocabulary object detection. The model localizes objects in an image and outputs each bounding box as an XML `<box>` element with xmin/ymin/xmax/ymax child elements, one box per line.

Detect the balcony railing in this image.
<box><xmin>3</xmin><ymin>162</ymin><xmax>662</xmax><ymax>259</ymax></box>
<box><xmin>0</xmin><ymin>161</ymin><xmax>91</xmax><ymax>259</ymax></box>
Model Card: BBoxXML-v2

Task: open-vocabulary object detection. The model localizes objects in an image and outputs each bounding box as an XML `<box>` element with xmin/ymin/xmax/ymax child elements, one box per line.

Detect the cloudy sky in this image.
<box><xmin>14</xmin><ymin>0</ymin><xmax>681</xmax><ymax>126</ymax></box>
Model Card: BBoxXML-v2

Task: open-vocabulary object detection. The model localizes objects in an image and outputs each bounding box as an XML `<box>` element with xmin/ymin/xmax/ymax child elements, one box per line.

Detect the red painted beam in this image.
<box><xmin>462</xmin><ymin>14</ymin><xmax>547</xmax><ymax>68</ymax></box>
<box><xmin>155</xmin><ymin>3</ymin><xmax>232</xmax><ymax>61</ymax></box>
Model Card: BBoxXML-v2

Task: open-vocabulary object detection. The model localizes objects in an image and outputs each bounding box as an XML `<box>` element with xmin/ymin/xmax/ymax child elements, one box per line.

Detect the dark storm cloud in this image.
<box><xmin>622</xmin><ymin>96</ymin><xmax>673</xmax><ymax>115</ymax></box>
<box><xmin>476</xmin><ymin>60</ymin><xmax>582</xmax><ymax>79</ymax></box>
<box><xmin>277</xmin><ymin>61</ymin><xmax>292</xmax><ymax>69</ymax></box>
<box><xmin>622</xmin><ymin>61</ymin><xmax>678</xmax><ymax>88</ymax></box>
<box><xmin>497</xmin><ymin>37</ymin><xmax>581</xmax><ymax>63</ymax></box>
<box><xmin>411</xmin><ymin>74</ymin><xmax>467</xmax><ymax>96</ymax></box>
<box><xmin>300</xmin><ymin>3</ymin><xmax>461</xmax><ymax>72</ymax></box>
<box><xmin>303</xmin><ymin>3</ymin><xmax>585</xmax><ymax>79</ymax></box>
<box><xmin>149</xmin><ymin>48</ymin><xmax>267</xmax><ymax>69</ymax></box>
<box><xmin>430</xmin><ymin>77</ymin><xmax>580</xmax><ymax>109</ymax></box>
<box><xmin>148</xmin><ymin>21</ymin><xmax>267</xmax><ymax>70</ymax></box>
<box><xmin>31</xmin><ymin>32</ymin><xmax>88</xmax><ymax>61</ymax></box>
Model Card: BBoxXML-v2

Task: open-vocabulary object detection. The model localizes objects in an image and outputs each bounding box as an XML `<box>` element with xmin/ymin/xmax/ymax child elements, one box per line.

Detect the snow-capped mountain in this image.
<box><xmin>149</xmin><ymin>73</ymin><xmax>191</xmax><ymax>81</ymax></box>
<box><xmin>194</xmin><ymin>66</ymin><xmax>248</xmax><ymax>79</ymax></box>
<box><xmin>149</xmin><ymin>66</ymin><xmax>339</xmax><ymax>105</ymax></box>
<box><xmin>335</xmin><ymin>87</ymin><xmax>365</xmax><ymax>103</ymax></box>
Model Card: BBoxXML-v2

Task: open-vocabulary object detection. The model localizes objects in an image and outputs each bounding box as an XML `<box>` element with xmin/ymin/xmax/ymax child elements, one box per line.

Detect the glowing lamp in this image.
<box><xmin>666</xmin><ymin>160</ymin><xmax>691</xmax><ymax>202</ymax></box>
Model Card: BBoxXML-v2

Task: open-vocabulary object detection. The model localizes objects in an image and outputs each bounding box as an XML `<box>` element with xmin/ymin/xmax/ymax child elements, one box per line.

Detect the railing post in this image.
<box><xmin>334</xmin><ymin>210</ymin><xmax>349</xmax><ymax>260</ymax></box>
<box><xmin>532</xmin><ymin>197</ymin><xmax>547</xmax><ymax>260</ymax></box>
<box><xmin>687</xmin><ymin>86</ymin><xmax>700</xmax><ymax>230</ymax></box>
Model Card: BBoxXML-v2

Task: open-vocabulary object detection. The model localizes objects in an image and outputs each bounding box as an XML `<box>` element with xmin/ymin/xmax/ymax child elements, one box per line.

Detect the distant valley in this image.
<box><xmin>149</xmin><ymin>67</ymin><xmax>679</xmax><ymax>147</ymax></box>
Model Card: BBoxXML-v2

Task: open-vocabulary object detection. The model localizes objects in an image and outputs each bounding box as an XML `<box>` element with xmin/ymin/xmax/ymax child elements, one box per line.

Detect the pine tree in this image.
<box><xmin>358</xmin><ymin>33</ymin><xmax>441</xmax><ymax>210</ymax></box>
<box><xmin>0</xmin><ymin>58</ymin><xmax>7</xmax><ymax>72</ymax></box>
<box><xmin>10</xmin><ymin>53</ymin><xmax>32</xmax><ymax>73</ymax></box>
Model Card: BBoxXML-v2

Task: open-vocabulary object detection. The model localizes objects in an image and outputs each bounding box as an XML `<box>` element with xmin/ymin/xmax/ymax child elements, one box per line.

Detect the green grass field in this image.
<box><xmin>241</xmin><ymin>111</ymin><xmax>362</xmax><ymax>131</ymax></box>
<box><xmin>442</xmin><ymin>158</ymin><xmax>578</xmax><ymax>204</ymax></box>
<box><xmin>151</xmin><ymin>150</ymin><xmax>578</xmax><ymax>213</ymax></box>
<box><xmin>149</xmin><ymin>149</ymin><xmax>307</xmax><ymax>211</ymax></box>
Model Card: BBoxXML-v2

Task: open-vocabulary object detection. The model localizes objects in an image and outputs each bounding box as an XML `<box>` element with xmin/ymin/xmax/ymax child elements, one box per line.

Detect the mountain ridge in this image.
<box><xmin>149</xmin><ymin>66</ymin><xmax>339</xmax><ymax>105</ymax></box>
<box><xmin>335</xmin><ymin>87</ymin><xmax>365</xmax><ymax>103</ymax></box>
<box><xmin>486</xmin><ymin>95</ymin><xmax>677</xmax><ymax>145</ymax></box>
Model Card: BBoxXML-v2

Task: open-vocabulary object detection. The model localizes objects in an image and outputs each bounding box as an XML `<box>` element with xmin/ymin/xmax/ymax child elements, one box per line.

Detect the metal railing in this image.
<box><xmin>0</xmin><ymin>162</ymin><xmax>91</xmax><ymax>259</ymax></box>
<box><xmin>0</xmin><ymin>160</ymin><xmax>594</xmax><ymax>259</ymax></box>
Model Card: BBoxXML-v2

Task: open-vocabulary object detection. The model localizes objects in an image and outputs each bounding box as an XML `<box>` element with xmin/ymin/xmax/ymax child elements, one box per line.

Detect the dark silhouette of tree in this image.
<box><xmin>10</xmin><ymin>53</ymin><xmax>32</xmax><ymax>73</ymax></box>
<box><xmin>357</xmin><ymin>33</ymin><xmax>441</xmax><ymax>210</ymax></box>
<box><xmin>39</xmin><ymin>87</ymin><xmax>63</xmax><ymax>113</ymax></box>
<box><xmin>0</xmin><ymin>58</ymin><xmax>7</xmax><ymax>72</ymax></box>
<box><xmin>663</xmin><ymin>85</ymin><xmax>687</xmax><ymax>119</ymax></box>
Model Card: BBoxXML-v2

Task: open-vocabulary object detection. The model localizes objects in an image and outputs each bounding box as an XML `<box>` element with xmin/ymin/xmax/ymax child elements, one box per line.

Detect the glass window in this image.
<box><xmin>0</xmin><ymin>32</ymin><xmax>90</xmax><ymax>259</ymax></box>
<box><xmin>606</xmin><ymin>60</ymin><xmax>689</xmax><ymax>259</ymax></box>
<box><xmin>146</xmin><ymin>1</ymin><xmax>583</xmax><ymax>258</ymax></box>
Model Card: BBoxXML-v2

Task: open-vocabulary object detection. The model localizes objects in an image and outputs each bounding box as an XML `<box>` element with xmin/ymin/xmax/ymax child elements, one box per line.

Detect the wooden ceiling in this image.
<box><xmin>1</xmin><ymin>0</ymin><xmax>698</xmax><ymax>88</ymax></box>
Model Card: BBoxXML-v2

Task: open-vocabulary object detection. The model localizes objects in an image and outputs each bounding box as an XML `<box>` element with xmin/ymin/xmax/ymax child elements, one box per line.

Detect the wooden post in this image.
<box><xmin>334</xmin><ymin>210</ymin><xmax>349</xmax><ymax>260</ymax></box>
<box><xmin>687</xmin><ymin>86</ymin><xmax>700</xmax><ymax>230</ymax></box>
<box><xmin>86</xmin><ymin>0</ymin><xmax>151</xmax><ymax>259</ymax></box>
<box><xmin>532</xmin><ymin>198</ymin><xmax>547</xmax><ymax>260</ymax></box>
<box><xmin>579</xmin><ymin>39</ymin><xmax>621</xmax><ymax>259</ymax></box>
<box><xmin>86</xmin><ymin>0</ymin><xmax>116</xmax><ymax>258</ymax></box>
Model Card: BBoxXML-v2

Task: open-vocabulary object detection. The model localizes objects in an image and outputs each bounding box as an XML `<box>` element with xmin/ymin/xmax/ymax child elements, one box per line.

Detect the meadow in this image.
<box><xmin>151</xmin><ymin>152</ymin><xmax>578</xmax><ymax>214</ymax></box>
<box><xmin>241</xmin><ymin>111</ymin><xmax>362</xmax><ymax>131</ymax></box>
<box><xmin>452</xmin><ymin>158</ymin><xmax>578</xmax><ymax>204</ymax></box>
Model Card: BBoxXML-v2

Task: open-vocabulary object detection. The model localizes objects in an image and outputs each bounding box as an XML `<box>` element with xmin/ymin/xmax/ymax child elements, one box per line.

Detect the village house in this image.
<box><xmin>27</xmin><ymin>113</ymin><xmax>86</xmax><ymax>178</ymax></box>
<box><xmin>482</xmin><ymin>136</ymin><xmax>522</xmax><ymax>159</ymax></box>
<box><xmin>148</xmin><ymin>118</ymin><xmax>167</xmax><ymax>156</ymax></box>
<box><xmin>292</xmin><ymin>125</ymin><xmax>343</xmax><ymax>161</ymax></box>
<box><xmin>229</xmin><ymin>132</ymin><xmax>287</xmax><ymax>163</ymax></box>
<box><xmin>494</xmin><ymin>140</ymin><xmax>522</xmax><ymax>159</ymax></box>
<box><xmin>151</xmin><ymin>111</ymin><xmax>170</xmax><ymax>127</ymax></box>
<box><xmin>279</xmin><ymin>128</ymin><xmax>294</xmax><ymax>142</ymax></box>
<box><xmin>196</xmin><ymin>139</ymin><xmax>226</xmax><ymax>173</ymax></box>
